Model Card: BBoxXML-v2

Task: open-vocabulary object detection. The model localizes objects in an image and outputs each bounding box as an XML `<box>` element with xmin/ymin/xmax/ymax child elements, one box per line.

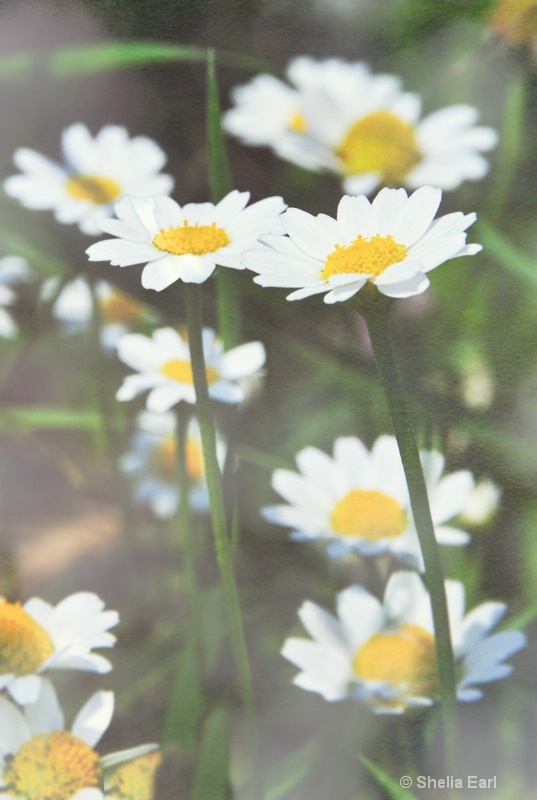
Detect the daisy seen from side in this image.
<box><xmin>243</xmin><ymin>186</ymin><xmax>481</xmax><ymax>303</ymax></box>
<box><xmin>4</xmin><ymin>123</ymin><xmax>173</xmax><ymax>235</ymax></box>
<box><xmin>86</xmin><ymin>190</ymin><xmax>286</xmax><ymax>290</ymax></box>
<box><xmin>282</xmin><ymin>571</ymin><xmax>526</xmax><ymax>713</ymax></box>
<box><xmin>0</xmin><ymin>592</ymin><xmax>118</xmax><ymax>705</ymax></box>
<box><xmin>263</xmin><ymin>435</ymin><xmax>474</xmax><ymax>571</ymax></box>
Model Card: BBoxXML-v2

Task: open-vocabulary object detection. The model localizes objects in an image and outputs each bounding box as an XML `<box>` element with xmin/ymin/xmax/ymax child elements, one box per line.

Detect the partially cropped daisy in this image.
<box><xmin>244</xmin><ymin>187</ymin><xmax>481</xmax><ymax>303</ymax></box>
<box><xmin>116</xmin><ymin>326</ymin><xmax>266</xmax><ymax>413</ymax></box>
<box><xmin>4</xmin><ymin>123</ymin><xmax>173</xmax><ymax>235</ymax></box>
<box><xmin>104</xmin><ymin>750</ymin><xmax>162</xmax><ymax>800</ymax></box>
<box><xmin>263</xmin><ymin>435</ymin><xmax>473</xmax><ymax>571</ymax></box>
<box><xmin>0</xmin><ymin>256</ymin><xmax>32</xmax><ymax>338</ymax></box>
<box><xmin>120</xmin><ymin>411</ymin><xmax>226</xmax><ymax>518</ymax></box>
<box><xmin>0</xmin><ymin>592</ymin><xmax>118</xmax><ymax>705</ymax></box>
<box><xmin>44</xmin><ymin>276</ymin><xmax>151</xmax><ymax>349</ymax></box>
<box><xmin>0</xmin><ymin>680</ymin><xmax>158</xmax><ymax>800</ymax></box>
<box><xmin>282</xmin><ymin>571</ymin><xmax>526</xmax><ymax>713</ymax></box>
<box><xmin>225</xmin><ymin>57</ymin><xmax>497</xmax><ymax>194</ymax></box>
<box><xmin>86</xmin><ymin>190</ymin><xmax>286</xmax><ymax>290</ymax></box>
<box><xmin>460</xmin><ymin>479</ymin><xmax>501</xmax><ymax>527</ymax></box>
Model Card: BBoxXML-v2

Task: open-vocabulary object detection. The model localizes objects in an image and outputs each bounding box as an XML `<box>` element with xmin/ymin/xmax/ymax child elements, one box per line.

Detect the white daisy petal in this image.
<box><xmin>72</xmin><ymin>691</ymin><xmax>114</xmax><ymax>748</ymax></box>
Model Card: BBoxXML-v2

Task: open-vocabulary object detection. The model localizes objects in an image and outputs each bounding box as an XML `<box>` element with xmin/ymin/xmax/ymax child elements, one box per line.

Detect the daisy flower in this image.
<box><xmin>43</xmin><ymin>275</ymin><xmax>152</xmax><ymax>349</ymax></box>
<box><xmin>0</xmin><ymin>592</ymin><xmax>118</xmax><ymax>705</ymax></box>
<box><xmin>4</xmin><ymin>123</ymin><xmax>173</xmax><ymax>235</ymax></box>
<box><xmin>116</xmin><ymin>326</ymin><xmax>265</xmax><ymax>413</ymax></box>
<box><xmin>263</xmin><ymin>435</ymin><xmax>474</xmax><ymax>571</ymax></box>
<box><xmin>244</xmin><ymin>186</ymin><xmax>481</xmax><ymax>303</ymax></box>
<box><xmin>282</xmin><ymin>571</ymin><xmax>526</xmax><ymax>713</ymax></box>
<box><xmin>0</xmin><ymin>256</ymin><xmax>32</xmax><ymax>339</ymax></box>
<box><xmin>460</xmin><ymin>479</ymin><xmax>501</xmax><ymax>527</ymax></box>
<box><xmin>85</xmin><ymin>190</ymin><xmax>286</xmax><ymax>290</ymax></box>
<box><xmin>120</xmin><ymin>411</ymin><xmax>226</xmax><ymax>518</ymax></box>
<box><xmin>0</xmin><ymin>679</ymin><xmax>158</xmax><ymax>800</ymax></box>
<box><xmin>104</xmin><ymin>750</ymin><xmax>162</xmax><ymax>800</ymax></box>
<box><xmin>225</xmin><ymin>57</ymin><xmax>497</xmax><ymax>194</ymax></box>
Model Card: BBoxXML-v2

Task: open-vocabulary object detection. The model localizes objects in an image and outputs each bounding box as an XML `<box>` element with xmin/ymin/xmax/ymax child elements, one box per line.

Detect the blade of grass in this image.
<box><xmin>163</xmin><ymin>636</ymin><xmax>206</xmax><ymax>748</ymax></box>
<box><xmin>359</xmin><ymin>756</ymin><xmax>419</xmax><ymax>800</ymax></box>
<box><xmin>191</xmin><ymin>707</ymin><xmax>230</xmax><ymax>800</ymax></box>
<box><xmin>0</xmin><ymin>406</ymin><xmax>102</xmax><ymax>431</ymax></box>
<box><xmin>478</xmin><ymin>219</ymin><xmax>537</xmax><ymax>290</ymax></box>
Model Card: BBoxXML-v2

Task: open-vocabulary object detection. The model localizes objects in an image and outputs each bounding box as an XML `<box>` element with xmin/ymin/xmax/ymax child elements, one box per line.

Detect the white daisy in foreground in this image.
<box><xmin>86</xmin><ymin>190</ymin><xmax>286</xmax><ymax>290</ymax></box>
<box><xmin>104</xmin><ymin>750</ymin><xmax>161</xmax><ymax>800</ymax></box>
<box><xmin>0</xmin><ymin>256</ymin><xmax>32</xmax><ymax>339</ymax></box>
<box><xmin>44</xmin><ymin>275</ymin><xmax>151</xmax><ymax>349</ymax></box>
<box><xmin>116</xmin><ymin>326</ymin><xmax>266</xmax><ymax>413</ymax></box>
<box><xmin>120</xmin><ymin>411</ymin><xmax>226</xmax><ymax>518</ymax></box>
<box><xmin>263</xmin><ymin>435</ymin><xmax>473</xmax><ymax>571</ymax></box>
<box><xmin>0</xmin><ymin>680</ymin><xmax>158</xmax><ymax>800</ymax></box>
<box><xmin>4</xmin><ymin>123</ymin><xmax>173</xmax><ymax>235</ymax></box>
<box><xmin>225</xmin><ymin>56</ymin><xmax>497</xmax><ymax>194</ymax></box>
<box><xmin>0</xmin><ymin>592</ymin><xmax>118</xmax><ymax>705</ymax></box>
<box><xmin>282</xmin><ymin>571</ymin><xmax>526</xmax><ymax>713</ymax></box>
<box><xmin>244</xmin><ymin>186</ymin><xmax>481</xmax><ymax>303</ymax></box>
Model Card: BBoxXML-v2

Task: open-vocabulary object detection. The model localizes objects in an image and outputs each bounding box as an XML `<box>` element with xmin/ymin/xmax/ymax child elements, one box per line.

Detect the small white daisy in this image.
<box><xmin>0</xmin><ymin>257</ymin><xmax>32</xmax><ymax>339</ymax></box>
<box><xmin>282</xmin><ymin>571</ymin><xmax>526</xmax><ymax>713</ymax></box>
<box><xmin>4</xmin><ymin>123</ymin><xmax>174</xmax><ymax>235</ymax></box>
<box><xmin>263</xmin><ymin>435</ymin><xmax>474</xmax><ymax>571</ymax></box>
<box><xmin>244</xmin><ymin>186</ymin><xmax>481</xmax><ymax>303</ymax></box>
<box><xmin>0</xmin><ymin>592</ymin><xmax>118</xmax><ymax>705</ymax></box>
<box><xmin>0</xmin><ymin>680</ymin><xmax>158</xmax><ymax>800</ymax></box>
<box><xmin>120</xmin><ymin>410</ymin><xmax>226</xmax><ymax>518</ymax></box>
<box><xmin>85</xmin><ymin>190</ymin><xmax>286</xmax><ymax>290</ymax></box>
<box><xmin>116</xmin><ymin>326</ymin><xmax>266</xmax><ymax>413</ymax></box>
<box><xmin>460</xmin><ymin>479</ymin><xmax>501</xmax><ymax>527</ymax></box>
<box><xmin>225</xmin><ymin>56</ymin><xmax>497</xmax><ymax>194</ymax></box>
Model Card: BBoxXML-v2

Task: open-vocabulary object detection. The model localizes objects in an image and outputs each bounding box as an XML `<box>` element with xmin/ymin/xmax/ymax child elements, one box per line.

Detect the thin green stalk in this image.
<box><xmin>359</xmin><ymin>297</ymin><xmax>457</xmax><ymax>772</ymax></box>
<box><xmin>185</xmin><ymin>282</ymin><xmax>262</xmax><ymax>795</ymax></box>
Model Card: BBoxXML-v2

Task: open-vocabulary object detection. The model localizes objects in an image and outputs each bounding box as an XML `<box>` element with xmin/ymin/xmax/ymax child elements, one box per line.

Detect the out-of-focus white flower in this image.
<box><xmin>0</xmin><ymin>592</ymin><xmax>118</xmax><ymax>705</ymax></box>
<box><xmin>4</xmin><ymin>123</ymin><xmax>174</xmax><ymax>235</ymax></box>
<box><xmin>116</xmin><ymin>326</ymin><xmax>266</xmax><ymax>413</ymax></box>
<box><xmin>244</xmin><ymin>187</ymin><xmax>481</xmax><ymax>303</ymax></box>
<box><xmin>225</xmin><ymin>57</ymin><xmax>497</xmax><ymax>194</ymax></box>
<box><xmin>263</xmin><ymin>435</ymin><xmax>473</xmax><ymax>571</ymax></box>
<box><xmin>86</xmin><ymin>191</ymin><xmax>286</xmax><ymax>290</ymax></box>
<box><xmin>120</xmin><ymin>411</ymin><xmax>226</xmax><ymax>518</ymax></box>
<box><xmin>0</xmin><ymin>680</ymin><xmax>158</xmax><ymax>800</ymax></box>
<box><xmin>282</xmin><ymin>572</ymin><xmax>526</xmax><ymax>713</ymax></box>
<box><xmin>0</xmin><ymin>256</ymin><xmax>32</xmax><ymax>338</ymax></box>
<box><xmin>460</xmin><ymin>480</ymin><xmax>501</xmax><ymax>527</ymax></box>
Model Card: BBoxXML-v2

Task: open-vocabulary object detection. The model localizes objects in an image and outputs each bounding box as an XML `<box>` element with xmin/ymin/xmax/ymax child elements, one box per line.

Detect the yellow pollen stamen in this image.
<box><xmin>152</xmin><ymin>435</ymin><xmax>204</xmax><ymax>484</ymax></box>
<box><xmin>289</xmin><ymin>111</ymin><xmax>307</xmax><ymax>133</ymax></box>
<box><xmin>322</xmin><ymin>234</ymin><xmax>406</xmax><ymax>280</ymax></box>
<box><xmin>152</xmin><ymin>221</ymin><xmax>230</xmax><ymax>256</ymax></box>
<box><xmin>160</xmin><ymin>359</ymin><xmax>219</xmax><ymax>385</ymax></box>
<box><xmin>66</xmin><ymin>174</ymin><xmax>121</xmax><ymax>204</ymax></box>
<box><xmin>330</xmin><ymin>489</ymin><xmax>406</xmax><ymax>540</ymax></box>
<box><xmin>4</xmin><ymin>731</ymin><xmax>101</xmax><ymax>800</ymax></box>
<box><xmin>336</xmin><ymin>110</ymin><xmax>422</xmax><ymax>184</ymax></box>
<box><xmin>100</xmin><ymin>292</ymin><xmax>144</xmax><ymax>325</ymax></box>
<box><xmin>186</xmin><ymin>438</ymin><xmax>204</xmax><ymax>483</ymax></box>
<box><xmin>106</xmin><ymin>752</ymin><xmax>162</xmax><ymax>800</ymax></box>
<box><xmin>0</xmin><ymin>599</ymin><xmax>54</xmax><ymax>676</ymax></box>
<box><xmin>353</xmin><ymin>623</ymin><xmax>439</xmax><ymax>698</ymax></box>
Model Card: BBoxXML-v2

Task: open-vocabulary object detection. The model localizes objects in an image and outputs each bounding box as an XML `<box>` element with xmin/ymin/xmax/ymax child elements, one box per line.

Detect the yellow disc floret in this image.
<box><xmin>160</xmin><ymin>359</ymin><xmax>219</xmax><ymax>386</ymax></box>
<box><xmin>353</xmin><ymin>623</ymin><xmax>439</xmax><ymax>699</ymax></box>
<box><xmin>66</xmin><ymin>175</ymin><xmax>122</xmax><ymax>204</ymax></box>
<box><xmin>289</xmin><ymin>111</ymin><xmax>307</xmax><ymax>133</ymax></box>
<box><xmin>4</xmin><ymin>731</ymin><xmax>101</xmax><ymax>800</ymax></box>
<box><xmin>152</xmin><ymin>435</ymin><xmax>204</xmax><ymax>484</ymax></box>
<box><xmin>0</xmin><ymin>599</ymin><xmax>54</xmax><ymax>676</ymax></box>
<box><xmin>336</xmin><ymin>110</ymin><xmax>422</xmax><ymax>184</ymax></box>
<box><xmin>330</xmin><ymin>489</ymin><xmax>406</xmax><ymax>540</ymax></box>
<box><xmin>153</xmin><ymin>222</ymin><xmax>230</xmax><ymax>256</ymax></box>
<box><xmin>106</xmin><ymin>751</ymin><xmax>162</xmax><ymax>800</ymax></box>
<box><xmin>322</xmin><ymin>234</ymin><xmax>406</xmax><ymax>280</ymax></box>
<box><xmin>100</xmin><ymin>292</ymin><xmax>144</xmax><ymax>325</ymax></box>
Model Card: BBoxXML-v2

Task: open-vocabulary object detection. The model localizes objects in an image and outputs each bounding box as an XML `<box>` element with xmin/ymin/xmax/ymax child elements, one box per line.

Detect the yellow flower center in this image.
<box><xmin>289</xmin><ymin>111</ymin><xmax>307</xmax><ymax>133</ymax></box>
<box><xmin>330</xmin><ymin>489</ymin><xmax>406</xmax><ymax>540</ymax></box>
<box><xmin>491</xmin><ymin>0</ymin><xmax>537</xmax><ymax>43</ymax></box>
<box><xmin>336</xmin><ymin>110</ymin><xmax>422</xmax><ymax>184</ymax></box>
<box><xmin>4</xmin><ymin>731</ymin><xmax>101</xmax><ymax>800</ymax></box>
<box><xmin>353</xmin><ymin>623</ymin><xmax>439</xmax><ymax>699</ymax></box>
<box><xmin>152</xmin><ymin>435</ymin><xmax>204</xmax><ymax>483</ymax></box>
<box><xmin>160</xmin><ymin>359</ymin><xmax>219</xmax><ymax>386</ymax></box>
<box><xmin>0</xmin><ymin>598</ymin><xmax>54</xmax><ymax>676</ymax></box>
<box><xmin>65</xmin><ymin>174</ymin><xmax>122</xmax><ymax>205</ymax></box>
<box><xmin>100</xmin><ymin>291</ymin><xmax>144</xmax><ymax>325</ymax></box>
<box><xmin>322</xmin><ymin>234</ymin><xmax>406</xmax><ymax>280</ymax></box>
<box><xmin>152</xmin><ymin>222</ymin><xmax>230</xmax><ymax>256</ymax></box>
<box><xmin>106</xmin><ymin>752</ymin><xmax>162</xmax><ymax>800</ymax></box>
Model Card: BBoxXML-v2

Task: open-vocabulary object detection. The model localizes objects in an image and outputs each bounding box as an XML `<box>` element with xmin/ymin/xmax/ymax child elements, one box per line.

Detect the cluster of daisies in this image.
<box><xmin>1</xmin><ymin>53</ymin><xmax>526</xmax><ymax>732</ymax></box>
<box><xmin>0</xmin><ymin>591</ymin><xmax>160</xmax><ymax>799</ymax></box>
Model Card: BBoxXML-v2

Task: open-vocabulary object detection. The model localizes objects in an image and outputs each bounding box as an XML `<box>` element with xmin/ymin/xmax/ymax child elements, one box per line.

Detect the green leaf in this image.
<box><xmin>266</xmin><ymin>738</ymin><xmax>320</xmax><ymax>800</ymax></box>
<box><xmin>0</xmin><ymin>53</ymin><xmax>33</xmax><ymax>78</ymax></box>
<box><xmin>206</xmin><ymin>48</ymin><xmax>232</xmax><ymax>205</ymax></box>
<box><xmin>50</xmin><ymin>42</ymin><xmax>207</xmax><ymax>76</ymax></box>
<box><xmin>162</xmin><ymin>637</ymin><xmax>206</xmax><ymax>749</ymax></box>
<box><xmin>190</xmin><ymin>706</ymin><xmax>230</xmax><ymax>800</ymax></box>
<box><xmin>359</xmin><ymin>756</ymin><xmax>419</xmax><ymax>800</ymax></box>
<box><xmin>478</xmin><ymin>220</ymin><xmax>537</xmax><ymax>290</ymax></box>
<box><xmin>0</xmin><ymin>407</ymin><xmax>102</xmax><ymax>431</ymax></box>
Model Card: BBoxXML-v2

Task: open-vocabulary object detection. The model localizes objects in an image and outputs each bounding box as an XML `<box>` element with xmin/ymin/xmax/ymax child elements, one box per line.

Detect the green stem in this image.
<box><xmin>359</xmin><ymin>298</ymin><xmax>457</xmax><ymax>771</ymax></box>
<box><xmin>185</xmin><ymin>283</ymin><xmax>262</xmax><ymax>794</ymax></box>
